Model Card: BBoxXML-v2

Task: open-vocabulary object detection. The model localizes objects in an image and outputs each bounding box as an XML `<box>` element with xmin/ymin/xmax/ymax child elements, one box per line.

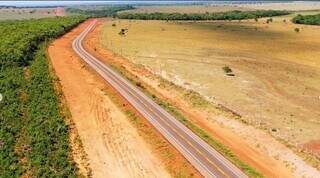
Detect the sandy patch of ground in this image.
<box><xmin>53</xmin><ymin>7</ymin><xmax>65</xmax><ymax>17</ymax></box>
<box><xmin>84</xmin><ymin>19</ymin><xmax>300</xmax><ymax>178</ymax></box>
<box><xmin>48</xmin><ymin>20</ymin><xmax>170</xmax><ymax>178</ymax></box>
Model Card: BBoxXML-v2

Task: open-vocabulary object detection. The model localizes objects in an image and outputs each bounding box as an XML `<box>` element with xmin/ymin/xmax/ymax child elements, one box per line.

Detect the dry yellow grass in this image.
<box><xmin>0</xmin><ymin>8</ymin><xmax>63</xmax><ymax>20</ymax></box>
<box><xmin>101</xmin><ymin>15</ymin><xmax>320</xmax><ymax>153</ymax></box>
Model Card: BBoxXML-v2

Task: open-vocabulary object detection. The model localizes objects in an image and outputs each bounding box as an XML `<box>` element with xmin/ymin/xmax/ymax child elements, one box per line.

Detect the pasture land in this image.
<box><xmin>101</xmin><ymin>16</ymin><xmax>320</xmax><ymax>156</ymax></box>
<box><xmin>0</xmin><ymin>7</ymin><xmax>64</xmax><ymax>20</ymax></box>
<box><xmin>124</xmin><ymin>2</ymin><xmax>320</xmax><ymax>14</ymax></box>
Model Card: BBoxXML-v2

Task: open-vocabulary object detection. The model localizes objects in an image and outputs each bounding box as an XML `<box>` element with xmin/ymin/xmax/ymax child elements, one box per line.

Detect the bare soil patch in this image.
<box><xmin>48</xmin><ymin>19</ymin><xmax>170</xmax><ymax>178</ymax></box>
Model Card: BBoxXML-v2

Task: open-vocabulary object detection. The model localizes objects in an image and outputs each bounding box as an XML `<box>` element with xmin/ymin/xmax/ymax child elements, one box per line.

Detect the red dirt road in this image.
<box><xmin>48</xmin><ymin>20</ymin><xmax>170</xmax><ymax>178</ymax></box>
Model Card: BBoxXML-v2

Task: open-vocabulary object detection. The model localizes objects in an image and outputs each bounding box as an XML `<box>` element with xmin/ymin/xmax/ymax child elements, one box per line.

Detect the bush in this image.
<box><xmin>266</xmin><ymin>18</ymin><xmax>273</xmax><ymax>23</ymax></box>
<box><xmin>222</xmin><ymin>66</ymin><xmax>233</xmax><ymax>73</ymax></box>
<box><xmin>119</xmin><ymin>28</ymin><xmax>128</xmax><ymax>36</ymax></box>
<box><xmin>292</xmin><ymin>14</ymin><xmax>320</xmax><ymax>25</ymax></box>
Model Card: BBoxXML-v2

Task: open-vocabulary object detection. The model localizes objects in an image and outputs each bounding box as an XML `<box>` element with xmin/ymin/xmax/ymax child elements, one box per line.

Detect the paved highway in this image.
<box><xmin>72</xmin><ymin>20</ymin><xmax>248</xmax><ymax>178</ymax></box>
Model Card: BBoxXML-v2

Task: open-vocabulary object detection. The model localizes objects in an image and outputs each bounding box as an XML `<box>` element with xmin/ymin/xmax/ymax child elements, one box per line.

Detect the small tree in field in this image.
<box><xmin>266</xmin><ymin>18</ymin><xmax>273</xmax><ymax>24</ymax></box>
<box><xmin>294</xmin><ymin>27</ymin><xmax>300</xmax><ymax>33</ymax></box>
<box><xmin>119</xmin><ymin>28</ymin><xmax>128</xmax><ymax>36</ymax></box>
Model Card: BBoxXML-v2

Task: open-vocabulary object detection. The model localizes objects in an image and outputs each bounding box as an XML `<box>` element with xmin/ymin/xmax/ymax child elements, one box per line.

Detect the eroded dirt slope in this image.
<box><xmin>48</xmin><ymin>20</ymin><xmax>170</xmax><ymax>178</ymax></box>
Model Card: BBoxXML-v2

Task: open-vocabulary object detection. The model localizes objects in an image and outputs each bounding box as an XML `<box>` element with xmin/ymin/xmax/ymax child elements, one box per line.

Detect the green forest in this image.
<box><xmin>292</xmin><ymin>14</ymin><xmax>320</xmax><ymax>25</ymax></box>
<box><xmin>0</xmin><ymin>16</ymin><xmax>85</xmax><ymax>177</ymax></box>
<box><xmin>117</xmin><ymin>10</ymin><xmax>290</xmax><ymax>20</ymax></box>
<box><xmin>67</xmin><ymin>5</ymin><xmax>134</xmax><ymax>17</ymax></box>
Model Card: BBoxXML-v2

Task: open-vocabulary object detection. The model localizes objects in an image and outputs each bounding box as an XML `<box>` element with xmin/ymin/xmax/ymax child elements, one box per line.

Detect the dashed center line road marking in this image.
<box><xmin>72</xmin><ymin>19</ymin><xmax>248</xmax><ymax>178</ymax></box>
<box><xmin>101</xmin><ymin>65</ymin><xmax>230</xmax><ymax>177</ymax></box>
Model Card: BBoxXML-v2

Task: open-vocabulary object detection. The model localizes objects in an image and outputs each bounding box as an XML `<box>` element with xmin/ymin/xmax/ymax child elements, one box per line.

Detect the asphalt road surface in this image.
<box><xmin>72</xmin><ymin>19</ymin><xmax>249</xmax><ymax>178</ymax></box>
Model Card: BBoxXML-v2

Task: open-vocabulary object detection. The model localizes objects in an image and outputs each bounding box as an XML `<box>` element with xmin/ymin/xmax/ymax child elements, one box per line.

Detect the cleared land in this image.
<box><xmin>48</xmin><ymin>19</ymin><xmax>199</xmax><ymax>178</ymax></box>
<box><xmin>0</xmin><ymin>7</ymin><xmax>64</xmax><ymax>20</ymax></box>
<box><xmin>100</xmin><ymin>14</ymin><xmax>320</xmax><ymax>176</ymax></box>
<box><xmin>101</xmin><ymin>16</ymin><xmax>320</xmax><ymax>147</ymax></box>
<box><xmin>89</xmin><ymin>19</ymin><xmax>297</xmax><ymax>178</ymax></box>
<box><xmin>124</xmin><ymin>2</ymin><xmax>320</xmax><ymax>14</ymax></box>
<box><xmin>237</xmin><ymin>1</ymin><xmax>320</xmax><ymax>11</ymax></box>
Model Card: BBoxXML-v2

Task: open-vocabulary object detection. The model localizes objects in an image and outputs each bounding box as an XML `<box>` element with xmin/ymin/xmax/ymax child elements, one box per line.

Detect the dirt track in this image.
<box><xmin>48</xmin><ymin>20</ymin><xmax>170</xmax><ymax>178</ymax></box>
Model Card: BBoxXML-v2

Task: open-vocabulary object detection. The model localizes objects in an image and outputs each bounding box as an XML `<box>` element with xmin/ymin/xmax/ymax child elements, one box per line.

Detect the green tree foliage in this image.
<box><xmin>117</xmin><ymin>10</ymin><xmax>290</xmax><ymax>21</ymax></box>
<box><xmin>0</xmin><ymin>16</ymin><xmax>85</xmax><ymax>177</ymax></box>
<box><xmin>66</xmin><ymin>5</ymin><xmax>134</xmax><ymax>18</ymax></box>
<box><xmin>292</xmin><ymin>14</ymin><xmax>320</xmax><ymax>25</ymax></box>
<box><xmin>222</xmin><ymin>66</ymin><xmax>233</xmax><ymax>74</ymax></box>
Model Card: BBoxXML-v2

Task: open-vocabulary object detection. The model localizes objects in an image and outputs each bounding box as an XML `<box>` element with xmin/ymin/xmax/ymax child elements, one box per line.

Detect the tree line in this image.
<box><xmin>0</xmin><ymin>16</ymin><xmax>85</xmax><ymax>177</ymax></box>
<box><xmin>117</xmin><ymin>10</ymin><xmax>290</xmax><ymax>21</ymax></box>
<box><xmin>292</xmin><ymin>13</ymin><xmax>320</xmax><ymax>25</ymax></box>
<box><xmin>66</xmin><ymin>5</ymin><xmax>134</xmax><ymax>18</ymax></box>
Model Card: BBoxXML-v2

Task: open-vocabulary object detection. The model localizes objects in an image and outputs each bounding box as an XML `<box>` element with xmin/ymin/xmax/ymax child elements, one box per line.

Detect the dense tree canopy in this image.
<box><xmin>292</xmin><ymin>14</ymin><xmax>320</xmax><ymax>25</ymax></box>
<box><xmin>0</xmin><ymin>16</ymin><xmax>85</xmax><ymax>177</ymax></box>
<box><xmin>67</xmin><ymin>5</ymin><xmax>134</xmax><ymax>17</ymax></box>
<box><xmin>117</xmin><ymin>10</ymin><xmax>290</xmax><ymax>21</ymax></box>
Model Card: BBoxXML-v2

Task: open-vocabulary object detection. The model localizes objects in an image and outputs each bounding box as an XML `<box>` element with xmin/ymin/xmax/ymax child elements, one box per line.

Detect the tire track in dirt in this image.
<box><xmin>90</xmin><ymin>90</ymin><xmax>149</xmax><ymax>177</ymax></box>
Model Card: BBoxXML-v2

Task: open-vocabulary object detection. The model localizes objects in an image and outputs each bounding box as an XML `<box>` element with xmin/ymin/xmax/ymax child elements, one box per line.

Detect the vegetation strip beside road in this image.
<box><xmin>117</xmin><ymin>10</ymin><xmax>289</xmax><ymax>21</ymax></box>
<box><xmin>0</xmin><ymin>16</ymin><xmax>85</xmax><ymax>177</ymax></box>
<box><xmin>292</xmin><ymin>13</ymin><xmax>320</xmax><ymax>25</ymax></box>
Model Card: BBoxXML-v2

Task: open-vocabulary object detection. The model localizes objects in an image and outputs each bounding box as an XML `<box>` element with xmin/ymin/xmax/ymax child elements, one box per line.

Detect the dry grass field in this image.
<box><xmin>237</xmin><ymin>1</ymin><xmax>320</xmax><ymax>11</ymax></box>
<box><xmin>123</xmin><ymin>1</ymin><xmax>320</xmax><ymax>14</ymax></box>
<box><xmin>101</xmin><ymin>14</ymin><xmax>320</xmax><ymax>157</ymax></box>
<box><xmin>0</xmin><ymin>7</ymin><xmax>64</xmax><ymax>20</ymax></box>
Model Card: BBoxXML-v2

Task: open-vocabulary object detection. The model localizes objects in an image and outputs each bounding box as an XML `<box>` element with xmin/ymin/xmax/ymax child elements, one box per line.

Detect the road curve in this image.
<box><xmin>72</xmin><ymin>19</ymin><xmax>248</xmax><ymax>178</ymax></box>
